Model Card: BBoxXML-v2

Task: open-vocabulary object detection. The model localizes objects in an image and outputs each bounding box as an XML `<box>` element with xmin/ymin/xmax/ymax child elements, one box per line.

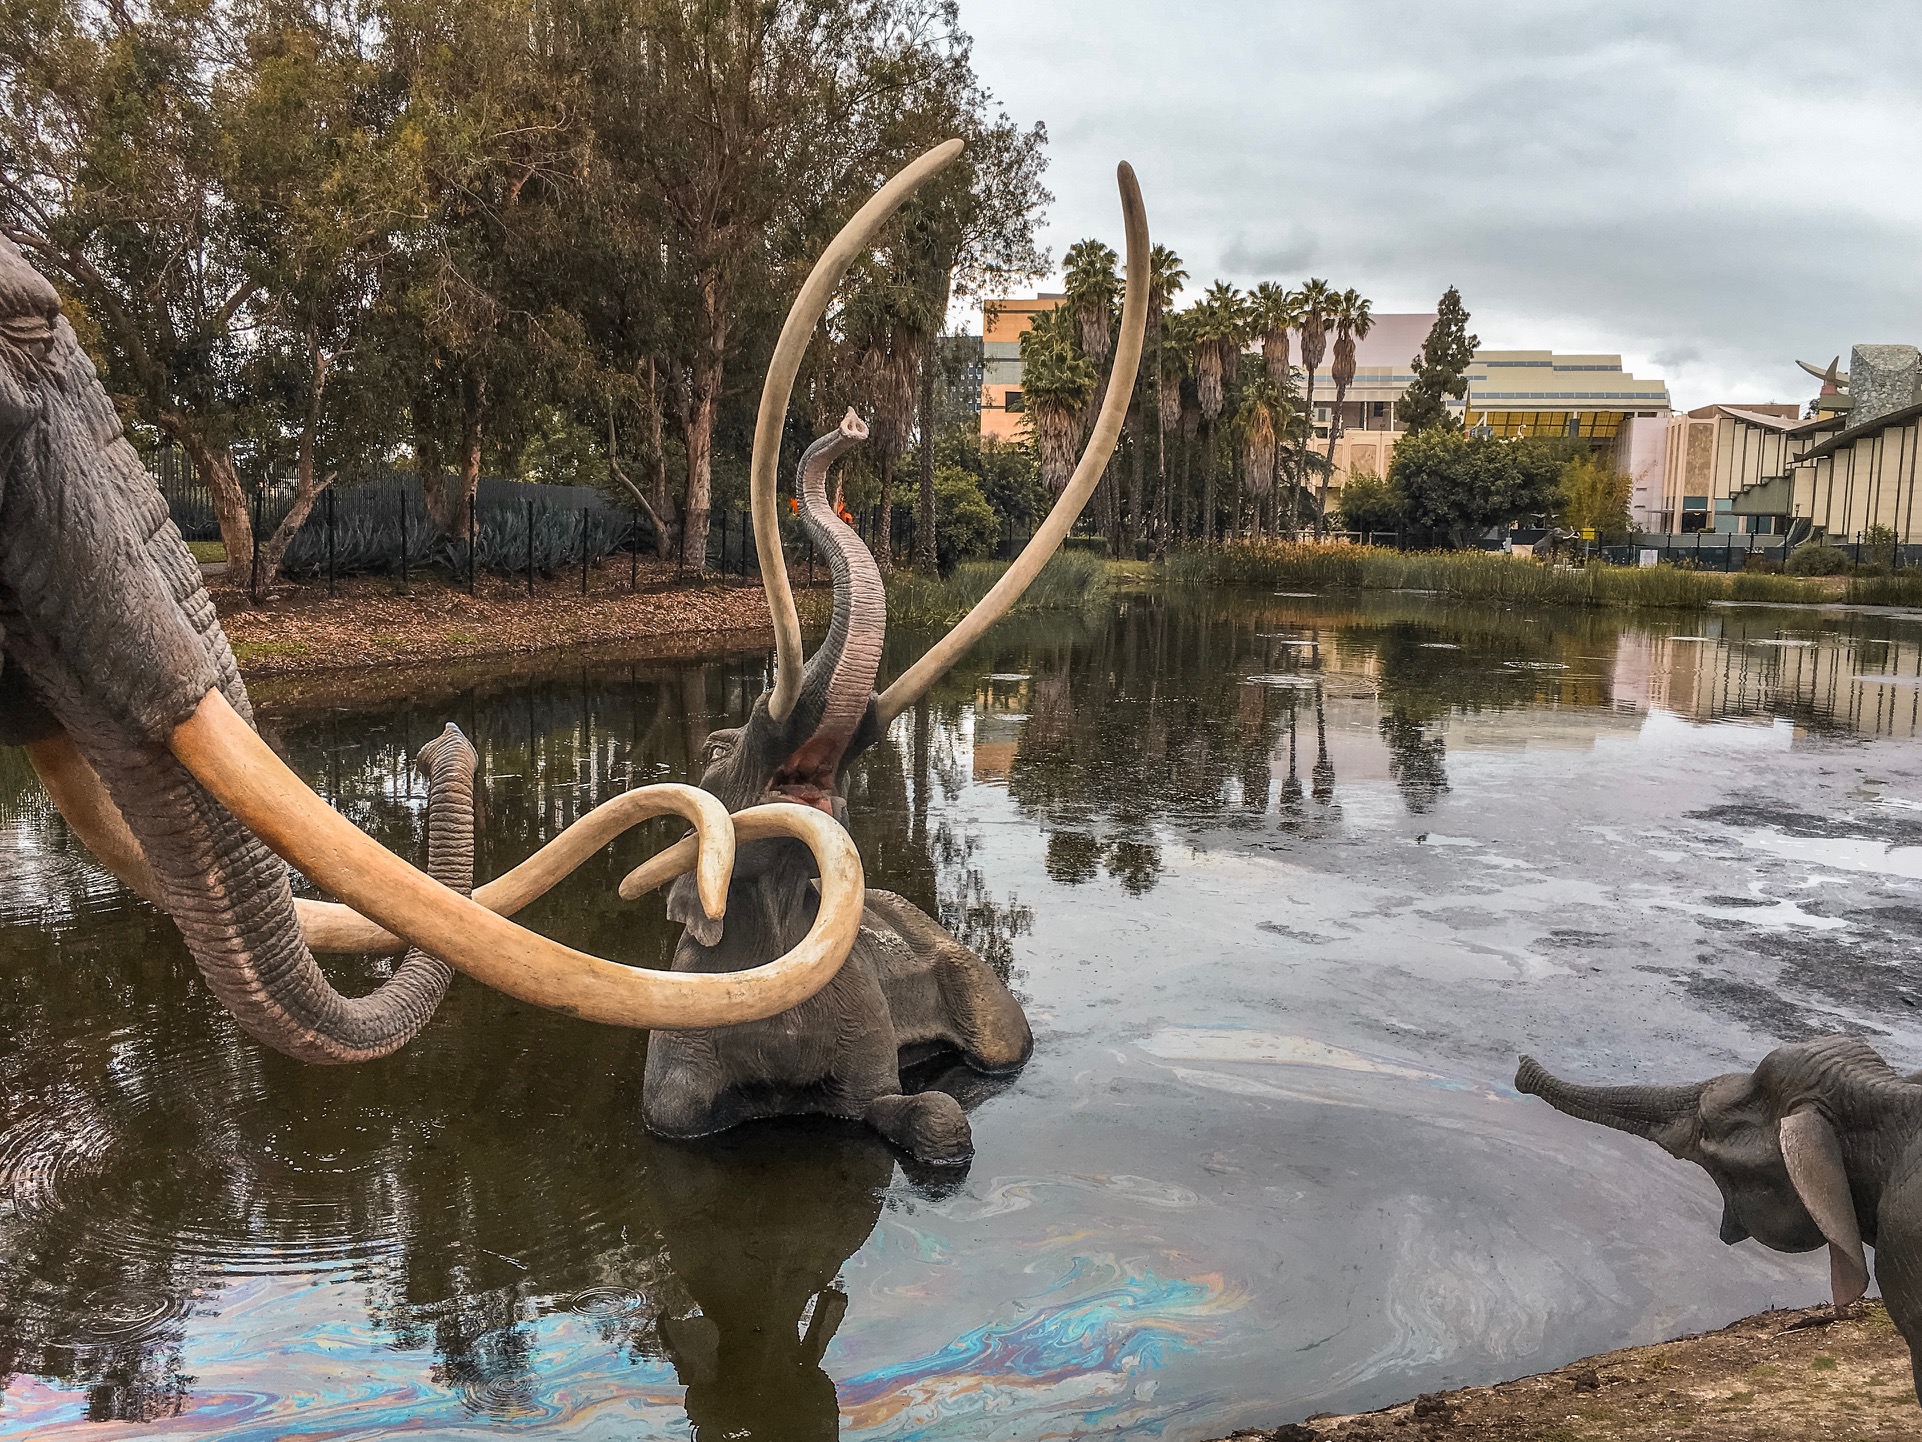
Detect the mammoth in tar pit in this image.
<box><xmin>623</xmin><ymin>141</ymin><xmax>1149</xmax><ymax>1163</ymax></box>
<box><xmin>0</xmin><ymin>138</ymin><xmax>1148</xmax><ymax>1168</ymax></box>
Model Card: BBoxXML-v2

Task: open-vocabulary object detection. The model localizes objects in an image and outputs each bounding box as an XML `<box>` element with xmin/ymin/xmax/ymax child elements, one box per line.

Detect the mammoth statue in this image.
<box><xmin>613</xmin><ymin>144</ymin><xmax>1149</xmax><ymax>1163</ymax></box>
<box><xmin>1518</xmin><ymin>1036</ymin><xmax>1922</xmax><ymax>1402</ymax></box>
<box><xmin>0</xmin><ymin>138</ymin><xmax>1148</xmax><ymax>1167</ymax></box>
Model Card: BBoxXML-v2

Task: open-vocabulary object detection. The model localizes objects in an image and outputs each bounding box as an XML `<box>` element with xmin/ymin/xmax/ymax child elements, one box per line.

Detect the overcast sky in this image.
<box><xmin>960</xmin><ymin>0</ymin><xmax>1922</xmax><ymax>411</ymax></box>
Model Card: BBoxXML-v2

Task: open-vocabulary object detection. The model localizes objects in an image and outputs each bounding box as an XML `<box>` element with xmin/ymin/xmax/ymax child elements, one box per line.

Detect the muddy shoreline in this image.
<box><xmin>213</xmin><ymin>566</ymin><xmax>801</xmax><ymax>698</ymax></box>
<box><xmin>1215</xmin><ymin>1302</ymin><xmax>1914</xmax><ymax>1440</ymax></box>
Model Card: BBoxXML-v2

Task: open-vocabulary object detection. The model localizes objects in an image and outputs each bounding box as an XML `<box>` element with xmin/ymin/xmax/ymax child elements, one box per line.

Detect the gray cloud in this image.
<box><xmin>963</xmin><ymin>0</ymin><xmax>1922</xmax><ymax>407</ymax></box>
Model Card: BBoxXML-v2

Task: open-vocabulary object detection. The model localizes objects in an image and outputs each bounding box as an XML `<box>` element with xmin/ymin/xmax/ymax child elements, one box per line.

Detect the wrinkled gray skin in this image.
<box><xmin>1519</xmin><ymin>1035</ymin><xmax>1922</xmax><ymax>1404</ymax></box>
<box><xmin>646</xmin><ymin>425</ymin><xmax>1033</xmax><ymax>1165</ymax></box>
<box><xmin>0</xmin><ymin>236</ymin><xmax>476</xmax><ymax>1061</ymax></box>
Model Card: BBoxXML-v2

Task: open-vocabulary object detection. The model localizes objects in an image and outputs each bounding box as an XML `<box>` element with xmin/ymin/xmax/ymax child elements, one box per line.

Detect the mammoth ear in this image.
<box><xmin>1780</xmin><ymin>1106</ymin><xmax>1870</xmax><ymax>1309</ymax></box>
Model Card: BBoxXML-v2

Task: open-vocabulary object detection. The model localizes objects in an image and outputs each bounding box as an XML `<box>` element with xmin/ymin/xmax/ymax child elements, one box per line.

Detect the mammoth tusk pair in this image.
<box><xmin>873</xmin><ymin>163</ymin><xmax>1150</xmax><ymax>727</ymax></box>
<box><xmin>31</xmin><ymin>727</ymin><xmax>734</xmax><ymax>956</ymax></box>
<box><xmin>748</xmin><ymin>142</ymin><xmax>1151</xmax><ymax>732</ymax></box>
<box><xmin>754</xmin><ymin>137</ymin><xmax>967</xmax><ymax>724</ymax></box>
<box><xmin>297</xmin><ymin>782</ymin><xmax>737</xmax><ymax>954</ymax></box>
<box><xmin>163</xmin><ymin>689</ymin><xmax>864</xmax><ymax>1030</ymax></box>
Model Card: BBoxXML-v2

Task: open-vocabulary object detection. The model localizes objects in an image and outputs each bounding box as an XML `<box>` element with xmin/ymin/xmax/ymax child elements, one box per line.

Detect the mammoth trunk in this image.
<box><xmin>777</xmin><ymin>419</ymin><xmax>885</xmax><ymax>800</ymax></box>
<box><xmin>1515</xmin><ymin>1056</ymin><xmax>1706</xmax><ymax>1148</ymax></box>
<box><xmin>55</xmin><ymin>700</ymin><xmax>467</xmax><ymax>1064</ymax></box>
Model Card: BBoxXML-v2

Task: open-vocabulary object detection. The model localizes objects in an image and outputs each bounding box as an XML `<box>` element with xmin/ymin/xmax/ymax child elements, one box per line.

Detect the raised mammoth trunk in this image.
<box><xmin>65</xmin><ymin>705</ymin><xmax>476</xmax><ymax>1063</ymax></box>
<box><xmin>1515</xmin><ymin>1056</ymin><xmax>1706</xmax><ymax>1152</ymax></box>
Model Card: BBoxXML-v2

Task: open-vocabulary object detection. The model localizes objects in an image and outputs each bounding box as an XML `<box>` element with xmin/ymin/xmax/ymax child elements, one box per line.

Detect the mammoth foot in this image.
<box><xmin>864</xmin><ymin>1091</ymin><xmax>971</xmax><ymax>1166</ymax></box>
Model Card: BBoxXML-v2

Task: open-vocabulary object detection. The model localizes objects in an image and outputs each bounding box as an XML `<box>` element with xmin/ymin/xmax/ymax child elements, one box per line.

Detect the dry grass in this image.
<box><xmin>1170</xmin><ymin>541</ymin><xmax>1856</xmax><ymax>610</ymax></box>
<box><xmin>1215</xmin><ymin>1302</ymin><xmax>1914</xmax><ymax>1441</ymax></box>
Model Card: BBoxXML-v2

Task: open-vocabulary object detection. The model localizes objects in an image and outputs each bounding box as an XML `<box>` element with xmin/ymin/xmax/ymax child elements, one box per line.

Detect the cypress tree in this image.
<box><xmin>1398</xmin><ymin>287</ymin><xmax>1479</xmax><ymax>434</ymax></box>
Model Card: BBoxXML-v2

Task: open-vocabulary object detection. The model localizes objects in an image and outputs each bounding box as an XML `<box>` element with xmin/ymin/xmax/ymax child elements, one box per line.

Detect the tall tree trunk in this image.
<box><xmin>1325</xmin><ymin>380</ymin><xmax>1349</xmax><ymax>531</ymax></box>
<box><xmin>1128</xmin><ymin>411</ymin><xmax>1145</xmax><ymax>558</ymax></box>
<box><xmin>916</xmin><ymin>338</ymin><xmax>937</xmax><ymax>574</ymax></box>
<box><xmin>682</xmin><ymin>348</ymin><xmax>722</xmax><ymax>574</ymax></box>
<box><xmin>423</xmin><ymin>373</ymin><xmax>483</xmax><ymax>538</ymax></box>
<box><xmin>164</xmin><ymin>416</ymin><xmax>253</xmax><ymax>591</ymax></box>
<box><xmin>875</xmin><ymin>454</ymin><xmax>894</xmax><ymax>575</ymax></box>
<box><xmin>1168</xmin><ymin>438</ymin><xmax>1183</xmax><ymax>546</ymax></box>
<box><xmin>1303</xmin><ymin>367</ymin><xmax>1320</xmax><ymax>535</ymax></box>
<box><xmin>255</xmin><ymin>330</ymin><xmax>336</xmax><ymax>587</ymax></box>
<box><xmin>1202</xmin><ymin>421</ymin><xmax>1217</xmax><ymax>545</ymax></box>
<box><xmin>645</xmin><ymin>356</ymin><xmax>674</xmax><ymax>559</ymax></box>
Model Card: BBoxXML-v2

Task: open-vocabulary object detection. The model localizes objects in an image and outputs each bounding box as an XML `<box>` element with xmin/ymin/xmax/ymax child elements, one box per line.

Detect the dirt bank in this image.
<box><xmin>1216</xmin><ymin>1303</ymin><xmax>1914</xmax><ymax>1440</ymax></box>
<box><xmin>213</xmin><ymin>564</ymin><xmax>799</xmax><ymax>680</ymax></box>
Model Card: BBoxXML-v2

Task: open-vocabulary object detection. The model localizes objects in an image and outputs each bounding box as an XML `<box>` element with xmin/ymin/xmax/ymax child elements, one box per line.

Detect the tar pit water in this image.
<box><xmin>4</xmin><ymin>589</ymin><xmax>1922</xmax><ymax>1438</ymax></box>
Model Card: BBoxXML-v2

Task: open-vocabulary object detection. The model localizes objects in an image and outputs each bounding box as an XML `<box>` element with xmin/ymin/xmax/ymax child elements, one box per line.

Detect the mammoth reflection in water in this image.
<box><xmin>0</xmin><ymin>892</ymin><xmax>999</xmax><ymax>1434</ymax></box>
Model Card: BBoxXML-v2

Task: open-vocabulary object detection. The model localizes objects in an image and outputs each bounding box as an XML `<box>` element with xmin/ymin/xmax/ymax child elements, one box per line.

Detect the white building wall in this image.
<box><xmin>1617</xmin><ymin>414</ymin><xmax>1670</xmax><ymax>531</ymax></box>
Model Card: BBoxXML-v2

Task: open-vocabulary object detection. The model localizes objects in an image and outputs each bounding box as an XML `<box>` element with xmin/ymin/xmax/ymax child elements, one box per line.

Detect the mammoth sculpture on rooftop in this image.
<box><xmin>0</xmin><ymin>139</ymin><xmax>1148</xmax><ymax>1165</ymax></box>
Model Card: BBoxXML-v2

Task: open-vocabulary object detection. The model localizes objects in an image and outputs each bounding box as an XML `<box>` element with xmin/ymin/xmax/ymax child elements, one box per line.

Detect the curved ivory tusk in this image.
<box><xmin>615</xmin><ymin>802</ymin><xmax>833</xmax><ymax>900</ymax></box>
<box><xmin>168</xmin><ymin>690</ymin><xmax>863</xmax><ymax>1029</ymax></box>
<box><xmin>26</xmin><ymin>730</ymin><xmax>166</xmax><ymax>905</ymax></box>
<box><xmin>30</xmin><ymin>724</ymin><xmax>736</xmax><ymax>957</ymax></box>
<box><xmin>753</xmin><ymin>137</ymin><xmax>965</xmax><ymax>724</ymax></box>
<box><xmin>298</xmin><ymin>780</ymin><xmax>735</xmax><ymax>953</ymax></box>
<box><xmin>874</xmin><ymin>162</ymin><xmax>1150</xmax><ymax>727</ymax></box>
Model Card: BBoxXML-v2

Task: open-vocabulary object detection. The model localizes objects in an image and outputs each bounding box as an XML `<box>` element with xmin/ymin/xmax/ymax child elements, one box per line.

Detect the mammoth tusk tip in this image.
<box><xmin>840</xmin><ymin>407</ymin><xmax>870</xmax><ymax>441</ymax></box>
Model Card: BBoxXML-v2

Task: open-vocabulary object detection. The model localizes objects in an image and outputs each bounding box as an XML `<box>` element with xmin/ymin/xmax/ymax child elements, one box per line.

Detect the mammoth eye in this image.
<box><xmin>700</xmin><ymin>736</ymin><xmax>736</xmax><ymax>765</ymax></box>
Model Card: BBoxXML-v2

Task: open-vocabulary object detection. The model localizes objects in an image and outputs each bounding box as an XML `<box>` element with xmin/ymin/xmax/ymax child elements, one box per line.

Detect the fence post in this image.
<box><xmin>250</xmin><ymin>480</ymin><xmax>262</xmax><ymax>604</ymax></box>
<box><xmin>526</xmin><ymin>494</ymin><xmax>535</xmax><ymax>597</ymax></box>
<box><xmin>630</xmin><ymin>516</ymin><xmax>639</xmax><ymax>591</ymax></box>
<box><xmin>468</xmin><ymin>497</ymin><xmax>477</xmax><ymax>596</ymax></box>
<box><xmin>581</xmin><ymin>505</ymin><xmax>590</xmax><ymax>596</ymax></box>
<box><xmin>399</xmin><ymin>489</ymin><xmax>410</xmax><ymax>595</ymax></box>
<box><xmin>326</xmin><ymin>485</ymin><xmax>336</xmax><ymax>599</ymax></box>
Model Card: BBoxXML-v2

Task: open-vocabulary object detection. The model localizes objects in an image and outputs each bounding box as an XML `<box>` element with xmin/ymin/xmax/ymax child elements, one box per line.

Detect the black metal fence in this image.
<box><xmin>153</xmin><ymin>454</ymin><xmax>809</xmax><ymax>598</ymax></box>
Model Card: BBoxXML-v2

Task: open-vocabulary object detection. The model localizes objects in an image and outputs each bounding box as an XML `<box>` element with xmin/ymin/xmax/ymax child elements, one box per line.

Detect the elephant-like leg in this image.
<box><xmin>863</xmin><ymin>890</ymin><xmax>1033</xmax><ymax>1075</ymax></box>
<box><xmin>864</xmin><ymin>1090</ymin><xmax>970</xmax><ymax>1164</ymax></box>
<box><xmin>1876</xmin><ymin>1154</ymin><xmax>1922</xmax><ymax>1404</ymax></box>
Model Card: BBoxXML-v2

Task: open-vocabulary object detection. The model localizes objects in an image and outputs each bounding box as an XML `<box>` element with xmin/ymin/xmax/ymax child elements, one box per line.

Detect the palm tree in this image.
<box><xmin>1020</xmin><ymin>305</ymin><xmax>1097</xmax><ymax>494</ymax></box>
<box><xmin>1191</xmin><ymin>282</ymin><xmax>1247</xmax><ymax>544</ymax></box>
<box><xmin>1063</xmin><ymin>239</ymin><xmax>1121</xmax><ymax>542</ymax></box>
<box><xmin>1063</xmin><ymin>239</ymin><xmax>1121</xmax><ymax>365</ymax></box>
<box><xmin>1235</xmin><ymin>371</ymin><xmax>1286</xmax><ymax>538</ymax></box>
<box><xmin>1251</xmin><ymin>282</ymin><xmax>1299</xmax><ymax>386</ymax></box>
<box><xmin>1324</xmin><ymin>289</ymin><xmax>1374</xmax><ymax>529</ymax></box>
<box><xmin>1294</xmin><ymin>277</ymin><xmax>1335</xmax><ymax>534</ymax></box>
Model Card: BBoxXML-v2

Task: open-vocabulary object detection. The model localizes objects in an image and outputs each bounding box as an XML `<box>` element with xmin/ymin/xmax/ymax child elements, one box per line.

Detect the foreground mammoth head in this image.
<box><xmin>1518</xmin><ymin>1034</ymin><xmax>1922</xmax><ymax>1404</ymax></box>
<box><xmin>0</xmin><ymin>206</ymin><xmax>888</xmax><ymax>1056</ymax></box>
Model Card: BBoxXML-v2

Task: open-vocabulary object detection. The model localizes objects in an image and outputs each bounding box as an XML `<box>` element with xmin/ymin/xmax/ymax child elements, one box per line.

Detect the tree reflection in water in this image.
<box><xmin>0</xmin><ymin>655</ymin><xmax>1008</xmax><ymax>1432</ymax></box>
<box><xmin>11</xmin><ymin>590</ymin><xmax>1885</xmax><ymax>1428</ymax></box>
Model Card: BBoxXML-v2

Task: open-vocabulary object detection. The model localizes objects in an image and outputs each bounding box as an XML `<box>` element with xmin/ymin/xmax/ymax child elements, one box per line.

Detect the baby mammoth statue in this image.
<box><xmin>1519</xmin><ymin>1034</ymin><xmax>1922</xmax><ymax>1403</ymax></box>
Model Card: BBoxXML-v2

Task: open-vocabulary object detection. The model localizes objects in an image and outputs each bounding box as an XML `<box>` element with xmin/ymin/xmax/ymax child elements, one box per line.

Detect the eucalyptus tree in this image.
<box><xmin>0</xmin><ymin>0</ymin><xmax>277</xmax><ymax>579</ymax></box>
<box><xmin>870</xmin><ymin>97</ymin><xmax>1048</xmax><ymax>574</ymax></box>
<box><xmin>1324</xmin><ymin>288</ymin><xmax>1374</xmax><ymax>523</ymax></box>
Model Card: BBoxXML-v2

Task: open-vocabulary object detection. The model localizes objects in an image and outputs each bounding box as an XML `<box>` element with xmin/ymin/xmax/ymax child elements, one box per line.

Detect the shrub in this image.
<box><xmin>1172</xmin><ymin>540</ymin><xmax>1847</xmax><ymax>611</ymax></box>
<box><xmin>887</xmin><ymin>549</ymin><xmax>1109</xmax><ymax>626</ymax></box>
<box><xmin>1787</xmin><ymin>541</ymin><xmax>1849</xmax><ymax>576</ymax></box>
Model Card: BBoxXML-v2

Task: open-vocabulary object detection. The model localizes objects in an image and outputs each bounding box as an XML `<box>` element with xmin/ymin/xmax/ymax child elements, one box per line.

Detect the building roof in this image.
<box><xmin>1792</xmin><ymin>398</ymin><xmax>1922</xmax><ymax>463</ymax></box>
<box><xmin>1686</xmin><ymin>404</ymin><xmax>1805</xmax><ymax>431</ymax></box>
